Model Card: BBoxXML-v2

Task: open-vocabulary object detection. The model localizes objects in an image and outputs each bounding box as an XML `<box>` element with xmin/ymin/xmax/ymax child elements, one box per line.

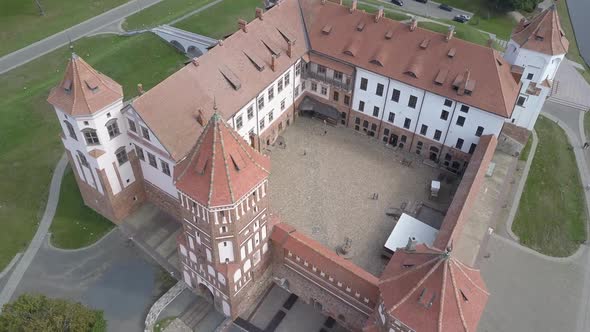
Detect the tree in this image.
<box><xmin>0</xmin><ymin>294</ymin><xmax>106</xmax><ymax>332</ymax></box>
<box><xmin>490</xmin><ymin>0</ymin><xmax>542</xmax><ymax>12</ymax></box>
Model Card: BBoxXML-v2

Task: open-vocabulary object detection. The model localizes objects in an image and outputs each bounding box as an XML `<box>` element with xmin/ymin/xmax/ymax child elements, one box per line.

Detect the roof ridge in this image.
<box><xmin>175</xmin><ymin>115</ymin><xmax>214</xmax><ymax>182</ymax></box>
<box><xmin>223</xmin><ymin>118</ymin><xmax>270</xmax><ymax>175</ymax></box>
<box><xmin>449</xmin><ymin>259</ymin><xmax>470</xmax><ymax>332</ymax></box>
<box><xmin>379</xmin><ymin>253</ymin><xmax>440</xmax><ymax>285</ymax></box>
<box><xmin>437</xmin><ymin>256</ymin><xmax>448</xmax><ymax>332</ymax></box>
<box><xmin>77</xmin><ymin>57</ymin><xmax>121</xmax><ymax>96</ymax></box>
<box><xmin>389</xmin><ymin>256</ymin><xmax>445</xmax><ymax>314</ymax></box>
<box><xmin>76</xmin><ymin>58</ymin><xmax>94</xmax><ymax>115</ymax></box>
<box><xmin>451</xmin><ymin>259</ymin><xmax>489</xmax><ymax>295</ymax></box>
<box><xmin>207</xmin><ymin>120</ymin><xmax>218</xmax><ymax>206</ymax></box>
<box><xmin>217</xmin><ymin>118</ymin><xmax>236</xmax><ymax>203</ymax></box>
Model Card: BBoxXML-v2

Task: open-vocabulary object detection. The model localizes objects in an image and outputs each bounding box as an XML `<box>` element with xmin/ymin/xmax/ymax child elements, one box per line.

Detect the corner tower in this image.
<box><xmin>47</xmin><ymin>54</ymin><xmax>145</xmax><ymax>223</ymax></box>
<box><xmin>174</xmin><ymin>113</ymin><xmax>273</xmax><ymax>318</ymax></box>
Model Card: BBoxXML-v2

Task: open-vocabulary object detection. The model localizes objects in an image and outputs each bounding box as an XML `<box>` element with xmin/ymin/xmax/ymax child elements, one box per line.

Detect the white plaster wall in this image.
<box><xmin>257</xmin><ymin>65</ymin><xmax>295</xmax><ymax>136</ymax></box>
<box><xmin>445</xmin><ymin>103</ymin><xmax>505</xmax><ymax>153</ymax></box>
<box><xmin>414</xmin><ymin>92</ymin><xmax>457</xmax><ymax>144</ymax></box>
<box><xmin>509</xmin><ymin>85</ymin><xmax>550</xmax><ymax>130</ymax></box>
<box><xmin>218</xmin><ymin>241</ymin><xmax>235</xmax><ymax>263</ymax></box>
<box><xmin>505</xmin><ymin>43</ymin><xmax>563</xmax><ymax>83</ymax></box>
<box><xmin>383</xmin><ymin>79</ymin><xmax>426</xmax><ymax>132</ymax></box>
<box><xmin>352</xmin><ymin>67</ymin><xmax>389</xmax><ymax>122</ymax></box>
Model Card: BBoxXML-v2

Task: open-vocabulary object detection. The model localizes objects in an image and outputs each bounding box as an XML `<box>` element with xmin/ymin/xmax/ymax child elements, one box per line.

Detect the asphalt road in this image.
<box><xmin>373</xmin><ymin>0</ymin><xmax>472</xmax><ymax>21</ymax></box>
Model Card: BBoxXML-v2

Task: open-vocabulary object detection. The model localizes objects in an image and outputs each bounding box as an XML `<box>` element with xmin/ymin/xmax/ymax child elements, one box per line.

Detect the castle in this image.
<box><xmin>47</xmin><ymin>1</ymin><xmax>567</xmax><ymax>331</ymax></box>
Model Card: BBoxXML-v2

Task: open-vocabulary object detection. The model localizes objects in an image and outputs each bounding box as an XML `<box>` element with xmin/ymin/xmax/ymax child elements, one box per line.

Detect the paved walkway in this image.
<box><xmin>0</xmin><ymin>153</ymin><xmax>67</xmax><ymax>312</ymax></box>
<box><xmin>0</xmin><ymin>0</ymin><xmax>164</xmax><ymax>74</ymax></box>
<box><xmin>549</xmin><ymin>60</ymin><xmax>590</xmax><ymax>110</ymax></box>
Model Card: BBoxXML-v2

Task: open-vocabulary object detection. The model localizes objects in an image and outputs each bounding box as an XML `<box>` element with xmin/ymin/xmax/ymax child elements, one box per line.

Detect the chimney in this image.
<box><xmin>517</xmin><ymin>17</ymin><xmax>527</xmax><ymax>30</ymax></box>
<box><xmin>287</xmin><ymin>41</ymin><xmax>294</xmax><ymax>58</ymax></box>
<box><xmin>405</xmin><ymin>237</ymin><xmax>417</xmax><ymax>252</ymax></box>
<box><xmin>409</xmin><ymin>17</ymin><xmax>417</xmax><ymax>31</ymax></box>
<box><xmin>375</xmin><ymin>6</ymin><xmax>384</xmax><ymax>22</ymax></box>
<box><xmin>238</xmin><ymin>19</ymin><xmax>248</xmax><ymax>33</ymax></box>
<box><xmin>191</xmin><ymin>58</ymin><xmax>199</xmax><ymax>67</ymax></box>
<box><xmin>350</xmin><ymin>0</ymin><xmax>357</xmax><ymax>13</ymax></box>
<box><xmin>271</xmin><ymin>54</ymin><xmax>277</xmax><ymax>71</ymax></box>
<box><xmin>196</xmin><ymin>109</ymin><xmax>204</xmax><ymax>126</ymax></box>
<box><xmin>255</xmin><ymin>7</ymin><xmax>264</xmax><ymax>20</ymax></box>
<box><xmin>458</xmin><ymin>69</ymin><xmax>470</xmax><ymax>96</ymax></box>
<box><xmin>218</xmin><ymin>39</ymin><xmax>223</xmax><ymax>46</ymax></box>
<box><xmin>137</xmin><ymin>83</ymin><xmax>144</xmax><ymax>95</ymax></box>
<box><xmin>446</xmin><ymin>25</ymin><xmax>454</xmax><ymax>41</ymax></box>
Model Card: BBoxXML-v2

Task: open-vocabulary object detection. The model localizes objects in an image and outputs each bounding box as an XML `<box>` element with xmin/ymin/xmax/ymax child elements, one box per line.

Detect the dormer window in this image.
<box><xmin>63</xmin><ymin>79</ymin><xmax>73</xmax><ymax>94</ymax></box>
<box><xmin>84</xmin><ymin>78</ymin><xmax>99</xmax><ymax>93</ymax></box>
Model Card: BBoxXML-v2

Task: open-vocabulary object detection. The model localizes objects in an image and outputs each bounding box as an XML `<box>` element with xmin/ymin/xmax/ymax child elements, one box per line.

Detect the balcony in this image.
<box><xmin>303</xmin><ymin>70</ymin><xmax>353</xmax><ymax>92</ymax></box>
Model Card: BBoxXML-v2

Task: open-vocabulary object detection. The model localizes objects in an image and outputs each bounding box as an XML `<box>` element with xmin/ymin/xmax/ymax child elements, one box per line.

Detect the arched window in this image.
<box><xmin>82</xmin><ymin>128</ymin><xmax>99</xmax><ymax>145</ymax></box>
<box><xmin>77</xmin><ymin>151</ymin><xmax>88</xmax><ymax>167</ymax></box>
<box><xmin>105</xmin><ymin>119</ymin><xmax>120</xmax><ymax>139</ymax></box>
<box><xmin>63</xmin><ymin>120</ymin><xmax>77</xmax><ymax>140</ymax></box>
<box><xmin>115</xmin><ymin>146</ymin><xmax>128</xmax><ymax>165</ymax></box>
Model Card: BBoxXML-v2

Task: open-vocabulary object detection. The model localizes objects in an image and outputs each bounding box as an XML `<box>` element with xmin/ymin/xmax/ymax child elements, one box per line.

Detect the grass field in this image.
<box><xmin>513</xmin><ymin>116</ymin><xmax>587</xmax><ymax>257</ymax></box>
<box><xmin>418</xmin><ymin>21</ymin><xmax>491</xmax><ymax>47</ymax></box>
<box><xmin>0</xmin><ymin>0</ymin><xmax>129</xmax><ymax>56</ymax></box>
<box><xmin>173</xmin><ymin>0</ymin><xmax>260</xmax><ymax>39</ymax></box>
<box><xmin>123</xmin><ymin>0</ymin><xmax>216</xmax><ymax>30</ymax></box>
<box><xmin>434</xmin><ymin>0</ymin><xmax>516</xmax><ymax>39</ymax></box>
<box><xmin>49</xmin><ymin>169</ymin><xmax>114</xmax><ymax>249</ymax></box>
<box><xmin>0</xmin><ymin>33</ymin><xmax>185</xmax><ymax>268</ymax></box>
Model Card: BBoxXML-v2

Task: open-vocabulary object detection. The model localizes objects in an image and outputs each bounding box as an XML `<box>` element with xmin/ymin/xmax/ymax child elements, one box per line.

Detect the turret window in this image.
<box><xmin>77</xmin><ymin>151</ymin><xmax>88</xmax><ymax>167</ymax></box>
<box><xmin>82</xmin><ymin>128</ymin><xmax>100</xmax><ymax>145</ymax></box>
<box><xmin>115</xmin><ymin>147</ymin><xmax>128</xmax><ymax>165</ymax></box>
<box><xmin>127</xmin><ymin>118</ymin><xmax>137</xmax><ymax>133</ymax></box>
<box><xmin>64</xmin><ymin>120</ymin><xmax>77</xmax><ymax>140</ymax></box>
<box><xmin>161</xmin><ymin>160</ymin><xmax>170</xmax><ymax>176</ymax></box>
<box><xmin>106</xmin><ymin>119</ymin><xmax>120</xmax><ymax>139</ymax></box>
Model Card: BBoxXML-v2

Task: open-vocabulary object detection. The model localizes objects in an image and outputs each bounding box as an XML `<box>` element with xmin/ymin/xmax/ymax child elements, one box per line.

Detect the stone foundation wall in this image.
<box><xmin>231</xmin><ymin>258</ymin><xmax>274</xmax><ymax>319</ymax></box>
<box><xmin>497</xmin><ymin>122</ymin><xmax>531</xmax><ymax>157</ymax></box>
<box><xmin>145</xmin><ymin>180</ymin><xmax>181</xmax><ymax>221</ymax></box>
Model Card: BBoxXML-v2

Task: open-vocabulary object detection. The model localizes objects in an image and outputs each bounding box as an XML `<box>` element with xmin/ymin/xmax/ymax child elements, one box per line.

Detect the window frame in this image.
<box><xmin>127</xmin><ymin>118</ymin><xmax>137</xmax><ymax>133</ymax></box>
<box><xmin>115</xmin><ymin>146</ymin><xmax>128</xmax><ymax>165</ymax></box>
<box><xmin>456</xmin><ymin>116</ymin><xmax>466</xmax><ymax>127</ymax></box>
<box><xmin>82</xmin><ymin>128</ymin><xmax>100</xmax><ymax>145</ymax></box>
<box><xmin>408</xmin><ymin>95</ymin><xmax>418</xmax><ymax>109</ymax></box>
<box><xmin>64</xmin><ymin>120</ymin><xmax>77</xmax><ymax>140</ymax></box>
<box><xmin>106</xmin><ymin>119</ymin><xmax>120</xmax><ymax>139</ymax></box>
<box><xmin>404</xmin><ymin>118</ymin><xmax>411</xmax><ymax>129</ymax></box>
<box><xmin>440</xmin><ymin>110</ymin><xmax>449</xmax><ymax>120</ymax></box>
<box><xmin>376</xmin><ymin>83</ymin><xmax>384</xmax><ymax>97</ymax></box>
<box><xmin>147</xmin><ymin>152</ymin><xmax>157</xmax><ymax>168</ymax></box>
<box><xmin>161</xmin><ymin>160</ymin><xmax>171</xmax><ymax>176</ymax></box>
<box><xmin>391</xmin><ymin>89</ymin><xmax>401</xmax><ymax>102</ymax></box>
<box><xmin>360</xmin><ymin>77</ymin><xmax>368</xmax><ymax>91</ymax></box>
<box><xmin>456</xmin><ymin>138</ymin><xmax>464</xmax><ymax>150</ymax></box>
<box><xmin>358</xmin><ymin>100</ymin><xmax>365</xmax><ymax>112</ymax></box>
<box><xmin>141</xmin><ymin>126</ymin><xmax>151</xmax><ymax>141</ymax></box>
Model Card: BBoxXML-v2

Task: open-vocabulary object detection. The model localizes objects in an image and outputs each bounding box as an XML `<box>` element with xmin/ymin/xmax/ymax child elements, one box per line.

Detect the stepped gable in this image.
<box><xmin>511</xmin><ymin>5</ymin><xmax>569</xmax><ymax>56</ymax></box>
<box><xmin>174</xmin><ymin>113</ymin><xmax>270</xmax><ymax>207</ymax></box>
<box><xmin>300</xmin><ymin>0</ymin><xmax>520</xmax><ymax>118</ymax></box>
<box><xmin>378</xmin><ymin>244</ymin><xmax>489</xmax><ymax>332</ymax></box>
<box><xmin>130</xmin><ymin>0</ymin><xmax>308</xmax><ymax>161</ymax></box>
<box><xmin>47</xmin><ymin>53</ymin><xmax>123</xmax><ymax>116</ymax></box>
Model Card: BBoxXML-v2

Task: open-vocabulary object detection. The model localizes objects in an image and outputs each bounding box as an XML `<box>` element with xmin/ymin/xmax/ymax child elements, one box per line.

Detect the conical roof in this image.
<box><xmin>174</xmin><ymin>113</ymin><xmax>270</xmax><ymax>207</ymax></box>
<box><xmin>47</xmin><ymin>53</ymin><xmax>123</xmax><ymax>116</ymax></box>
<box><xmin>511</xmin><ymin>5</ymin><xmax>569</xmax><ymax>55</ymax></box>
<box><xmin>378</xmin><ymin>244</ymin><xmax>489</xmax><ymax>332</ymax></box>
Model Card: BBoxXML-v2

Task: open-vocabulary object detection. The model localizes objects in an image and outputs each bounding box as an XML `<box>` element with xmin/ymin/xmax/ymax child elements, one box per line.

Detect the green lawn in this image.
<box><xmin>418</xmin><ymin>21</ymin><xmax>490</xmax><ymax>47</ymax></box>
<box><xmin>123</xmin><ymin>0</ymin><xmax>216</xmax><ymax>30</ymax></box>
<box><xmin>356</xmin><ymin>1</ymin><xmax>410</xmax><ymax>21</ymax></box>
<box><xmin>0</xmin><ymin>33</ymin><xmax>185</xmax><ymax>268</ymax></box>
<box><xmin>50</xmin><ymin>169</ymin><xmax>114</xmax><ymax>249</ymax></box>
<box><xmin>513</xmin><ymin>116</ymin><xmax>587</xmax><ymax>257</ymax></box>
<box><xmin>0</xmin><ymin>0</ymin><xmax>129</xmax><ymax>56</ymax></box>
<box><xmin>519</xmin><ymin>134</ymin><xmax>533</xmax><ymax>161</ymax></box>
<box><xmin>173</xmin><ymin>0</ymin><xmax>260</xmax><ymax>39</ymax></box>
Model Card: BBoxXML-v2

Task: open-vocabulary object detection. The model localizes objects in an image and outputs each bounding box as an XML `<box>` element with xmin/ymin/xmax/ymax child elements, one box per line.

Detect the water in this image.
<box><xmin>567</xmin><ymin>0</ymin><xmax>590</xmax><ymax>65</ymax></box>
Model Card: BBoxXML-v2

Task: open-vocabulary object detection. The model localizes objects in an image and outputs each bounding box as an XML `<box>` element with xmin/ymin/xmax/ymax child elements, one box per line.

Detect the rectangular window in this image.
<box><xmin>358</xmin><ymin>100</ymin><xmax>365</xmax><ymax>112</ymax></box>
<box><xmin>404</xmin><ymin>118</ymin><xmax>411</xmax><ymax>129</ymax></box>
<box><xmin>333</xmin><ymin>71</ymin><xmax>343</xmax><ymax>81</ymax></box>
<box><xmin>235</xmin><ymin>115</ymin><xmax>243</xmax><ymax>130</ymax></box>
<box><xmin>294</xmin><ymin>85</ymin><xmax>300</xmax><ymax>96</ymax></box>
<box><xmin>401</xmin><ymin>135</ymin><xmax>407</xmax><ymax>143</ymax></box>
<box><xmin>460</xmin><ymin>105</ymin><xmax>469</xmax><ymax>113</ymax></box>
<box><xmin>517</xmin><ymin>96</ymin><xmax>526</xmax><ymax>106</ymax></box>
<box><xmin>258</xmin><ymin>96</ymin><xmax>264</xmax><ymax>109</ymax></box>
<box><xmin>259</xmin><ymin>118</ymin><xmax>265</xmax><ymax>130</ymax></box>
<box><xmin>355</xmin><ymin>117</ymin><xmax>361</xmax><ymax>125</ymax></box>
<box><xmin>317</xmin><ymin>64</ymin><xmax>326</xmax><ymax>74</ymax></box>
<box><xmin>420</xmin><ymin>124</ymin><xmax>428</xmax><ymax>135</ymax></box>
<box><xmin>456</xmin><ymin>116</ymin><xmax>466</xmax><ymax>127</ymax></box>
<box><xmin>115</xmin><ymin>147</ymin><xmax>128</xmax><ymax>165</ymax></box>
<box><xmin>434</xmin><ymin>130</ymin><xmax>442</xmax><ymax>141</ymax></box>
<box><xmin>311</xmin><ymin>82</ymin><xmax>318</xmax><ymax>91</ymax></box>
<box><xmin>376</xmin><ymin>83</ymin><xmax>384</xmax><ymax>96</ymax></box>
<box><xmin>475</xmin><ymin>126</ymin><xmax>484</xmax><ymax>137</ymax></box>
<box><xmin>373</xmin><ymin>106</ymin><xmax>379</xmax><ymax>117</ymax></box>
<box><xmin>344</xmin><ymin>95</ymin><xmax>350</xmax><ymax>106</ymax></box>
<box><xmin>141</xmin><ymin>126</ymin><xmax>150</xmax><ymax>141</ymax></box>
<box><xmin>444</xmin><ymin>99</ymin><xmax>453</xmax><ymax>107</ymax></box>
<box><xmin>456</xmin><ymin>138</ymin><xmax>464</xmax><ymax>149</ymax></box>
<box><xmin>148</xmin><ymin>152</ymin><xmax>157</xmax><ymax>168</ymax></box>
<box><xmin>526</xmin><ymin>73</ymin><xmax>534</xmax><ymax>80</ymax></box>
<box><xmin>83</xmin><ymin>130</ymin><xmax>99</xmax><ymax>145</ymax></box>
<box><xmin>360</xmin><ymin>77</ymin><xmax>368</xmax><ymax>91</ymax></box>
<box><xmin>284</xmin><ymin>72</ymin><xmax>290</xmax><ymax>86</ymax></box>
<box><xmin>333</xmin><ymin>91</ymin><xmax>339</xmax><ymax>101</ymax></box>
<box><xmin>281</xmin><ymin>99</ymin><xmax>286</xmax><ymax>111</ymax></box>
<box><xmin>388</xmin><ymin>112</ymin><xmax>395</xmax><ymax>123</ymax></box>
<box><xmin>295</xmin><ymin>62</ymin><xmax>301</xmax><ymax>76</ymax></box>
<box><xmin>469</xmin><ymin>143</ymin><xmax>477</xmax><ymax>154</ymax></box>
<box><xmin>268</xmin><ymin>110</ymin><xmax>274</xmax><ymax>122</ymax></box>
<box><xmin>267</xmin><ymin>86</ymin><xmax>274</xmax><ymax>101</ymax></box>
<box><xmin>161</xmin><ymin>160</ymin><xmax>171</xmax><ymax>176</ymax></box>
<box><xmin>127</xmin><ymin>118</ymin><xmax>137</xmax><ymax>133</ymax></box>
<box><xmin>408</xmin><ymin>95</ymin><xmax>418</xmax><ymax>109</ymax></box>
<box><xmin>277</xmin><ymin>78</ymin><xmax>283</xmax><ymax>93</ymax></box>
<box><xmin>247</xmin><ymin>105</ymin><xmax>254</xmax><ymax>120</ymax></box>
<box><xmin>134</xmin><ymin>144</ymin><xmax>145</xmax><ymax>161</ymax></box>
<box><xmin>391</xmin><ymin>89</ymin><xmax>400</xmax><ymax>102</ymax></box>
<box><xmin>321</xmin><ymin>86</ymin><xmax>327</xmax><ymax>95</ymax></box>
<box><xmin>440</xmin><ymin>110</ymin><xmax>449</xmax><ymax>120</ymax></box>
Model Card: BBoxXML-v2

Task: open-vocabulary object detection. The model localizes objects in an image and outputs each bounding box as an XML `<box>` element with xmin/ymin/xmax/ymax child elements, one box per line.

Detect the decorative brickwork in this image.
<box><xmin>145</xmin><ymin>181</ymin><xmax>182</xmax><ymax>222</ymax></box>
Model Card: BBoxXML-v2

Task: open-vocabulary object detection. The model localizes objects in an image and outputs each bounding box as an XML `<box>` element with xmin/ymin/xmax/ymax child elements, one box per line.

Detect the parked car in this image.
<box><xmin>415</xmin><ymin>0</ymin><xmax>428</xmax><ymax>3</ymax></box>
<box><xmin>453</xmin><ymin>14</ymin><xmax>470</xmax><ymax>23</ymax></box>
<box><xmin>439</xmin><ymin>3</ymin><xmax>453</xmax><ymax>11</ymax></box>
<box><xmin>391</xmin><ymin>0</ymin><xmax>404</xmax><ymax>6</ymax></box>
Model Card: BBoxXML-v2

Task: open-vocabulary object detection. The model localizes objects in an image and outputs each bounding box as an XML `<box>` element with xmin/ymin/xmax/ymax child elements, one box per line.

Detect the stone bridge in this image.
<box><xmin>152</xmin><ymin>25</ymin><xmax>217</xmax><ymax>58</ymax></box>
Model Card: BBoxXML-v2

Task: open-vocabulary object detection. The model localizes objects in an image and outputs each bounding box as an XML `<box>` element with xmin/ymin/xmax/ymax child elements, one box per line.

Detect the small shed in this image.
<box><xmin>383</xmin><ymin>213</ymin><xmax>438</xmax><ymax>258</ymax></box>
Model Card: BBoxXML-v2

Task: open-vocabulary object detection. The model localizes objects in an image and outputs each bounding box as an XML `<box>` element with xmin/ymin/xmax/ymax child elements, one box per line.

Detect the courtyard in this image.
<box><xmin>269</xmin><ymin>116</ymin><xmax>458</xmax><ymax>276</ymax></box>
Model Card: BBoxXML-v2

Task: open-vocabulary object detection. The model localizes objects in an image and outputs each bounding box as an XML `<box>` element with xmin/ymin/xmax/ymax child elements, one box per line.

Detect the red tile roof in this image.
<box><xmin>511</xmin><ymin>5</ymin><xmax>569</xmax><ymax>56</ymax></box>
<box><xmin>379</xmin><ymin>244</ymin><xmax>489</xmax><ymax>332</ymax></box>
<box><xmin>174</xmin><ymin>113</ymin><xmax>270</xmax><ymax>207</ymax></box>
<box><xmin>47</xmin><ymin>53</ymin><xmax>123</xmax><ymax>116</ymax></box>
<box><xmin>300</xmin><ymin>0</ymin><xmax>520</xmax><ymax>118</ymax></box>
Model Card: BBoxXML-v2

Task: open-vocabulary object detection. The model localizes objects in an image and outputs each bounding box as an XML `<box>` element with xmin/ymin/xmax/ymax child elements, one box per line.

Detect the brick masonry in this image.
<box><xmin>145</xmin><ymin>180</ymin><xmax>182</xmax><ymax>222</ymax></box>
